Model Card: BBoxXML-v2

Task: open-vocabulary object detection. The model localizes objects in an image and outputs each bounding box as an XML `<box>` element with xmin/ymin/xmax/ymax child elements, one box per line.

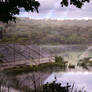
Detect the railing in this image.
<box><xmin>0</xmin><ymin>44</ymin><xmax>51</xmax><ymax>63</ymax></box>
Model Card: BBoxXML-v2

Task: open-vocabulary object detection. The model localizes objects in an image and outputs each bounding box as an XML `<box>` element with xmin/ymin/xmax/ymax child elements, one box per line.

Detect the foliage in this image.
<box><xmin>5</xmin><ymin>62</ymin><xmax>67</xmax><ymax>75</ymax></box>
<box><xmin>1</xmin><ymin>19</ymin><xmax>92</xmax><ymax>44</ymax></box>
<box><xmin>61</xmin><ymin>0</ymin><xmax>89</xmax><ymax>8</ymax></box>
<box><xmin>0</xmin><ymin>0</ymin><xmax>90</xmax><ymax>23</ymax></box>
<box><xmin>0</xmin><ymin>0</ymin><xmax>40</xmax><ymax>23</ymax></box>
<box><xmin>55</xmin><ymin>56</ymin><xmax>63</xmax><ymax>63</ymax></box>
<box><xmin>78</xmin><ymin>57</ymin><xmax>92</xmax><ymax>69</ymax></box>
<box><xmin>42</xmin><ymin>81</ymin><xmax>86</xmax><ymax>92</ymax></box>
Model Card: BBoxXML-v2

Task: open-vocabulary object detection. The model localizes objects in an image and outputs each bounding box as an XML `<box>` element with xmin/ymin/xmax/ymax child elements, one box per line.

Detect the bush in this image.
<box><xmin>77</xmin><ymin>57</ymin><xmax>92</xmax><ymax>69</ymax></box>
<box><xmin>55</xmin><ymin>56</ymin><xmax>63</xmax><ymax>63</ymax></box>
<box><xmin>42</xmin><ymin>81</ymin><xmax>86</xmax><ymax>92</ymax></box>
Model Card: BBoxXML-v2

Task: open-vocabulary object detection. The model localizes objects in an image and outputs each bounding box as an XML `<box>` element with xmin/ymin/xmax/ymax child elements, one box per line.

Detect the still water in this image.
<box><xmin>42</xmin><ymin>45</ymin><xmax>92</xmax><ymax>92</ymax></box>
<box><xmin>44</xmin><ymin>72</ymin><xmax>92</xmax><ymax>92</ymax></box>
<box><xmin>1</xmin><ymin>71</ymin><xmax>92</xmax><ymax>92</ymax></box>
<box><xmin>0</xmin><ymin>45</ymin><xmax>92</xmax><ymax>92</ymax></box>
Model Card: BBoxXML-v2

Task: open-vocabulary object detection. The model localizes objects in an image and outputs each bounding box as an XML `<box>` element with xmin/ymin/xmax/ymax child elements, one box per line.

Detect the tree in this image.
<box><xmin>0</xmin><ymin>0</ymin><xmax>40</xmax><ymax>23</ymax></box>
<box><xmin>61</xmin><ymin>0</ymin><xmax>90</xmax><ymax>8</ymax></box>
<box><xmin>0</xmin><ymin>0</ymin><xmax>90</xmax><ymax>23</ymax></box>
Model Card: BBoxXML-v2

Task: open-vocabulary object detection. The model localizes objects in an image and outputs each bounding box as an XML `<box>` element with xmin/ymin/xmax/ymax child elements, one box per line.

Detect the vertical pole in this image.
<box><xmin>39</xmin><ymin>45</ymin><xmax>41</xmax><ymax>65</ymax></box>
<box><xmin>13</xmin><ymin>43</ymin><xmax>15</xmax><ymax>63</ymax></box>
<box><xmin>39</xmin><ymin>46</ymin><xmax>41</xmax><ymax>92</ymax></box>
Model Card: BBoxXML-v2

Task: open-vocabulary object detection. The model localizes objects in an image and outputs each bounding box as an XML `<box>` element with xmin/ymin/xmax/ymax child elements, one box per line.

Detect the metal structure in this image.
<box><xmin>0</xmin><ymin>44</ymin><xmax>55</xmax><ymax>69</ymax></box>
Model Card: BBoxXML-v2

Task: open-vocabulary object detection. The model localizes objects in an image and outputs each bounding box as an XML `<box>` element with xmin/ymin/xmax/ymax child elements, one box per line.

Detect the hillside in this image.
<box><xmin>1</xmin><ymin>18</ymin><xmax>92</xmax><ymax>44</ymax></box>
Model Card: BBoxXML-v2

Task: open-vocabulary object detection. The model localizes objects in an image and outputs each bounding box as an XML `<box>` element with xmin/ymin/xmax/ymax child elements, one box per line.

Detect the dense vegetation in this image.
<box><xmin>5</xmin><ymin>56</ymin><xmax>67</xmax><ymax>75</ymax></box>
<box><xmin>0</xmin><ymin>0</ymin><xmax>40</xmax><ymax>23</ymax></box>
<box><xmin>0</xmin><ymin>0</ymin><xmax>89</xmax><ymax>23</ymax></box>
<box><xmin>0</xmin><ymin>18</ymin><xmax>92</xmax><ymax>45</ymax></box>
<box><xmin>78</xmin><ymin>57</ymin><xmax>92</xmax><ymax>69</ymax></box>
<box><xmin>42</xmin><ymin>81</ymin><xmax>85</xmax><ymax>92</ymax></box>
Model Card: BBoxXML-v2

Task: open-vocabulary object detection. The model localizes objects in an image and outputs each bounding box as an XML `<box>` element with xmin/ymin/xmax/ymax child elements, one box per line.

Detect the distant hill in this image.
<box><xmin>1</xmin><ymin>18</ymin><xmax>92</xmax><ymax>45</ymax></box>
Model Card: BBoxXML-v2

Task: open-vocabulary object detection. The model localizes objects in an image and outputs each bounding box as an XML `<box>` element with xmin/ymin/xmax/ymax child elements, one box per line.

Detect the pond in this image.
<box><xmin>44</xmin><ymin>72</ymin><xmax>92</xmax><ymax>92</ymax></box>
<box><xmin>0</xmin><ymin>44</ymin><xmax>92</xmax><ymax>92</ymax></box>
<box><xmin>0</xmin><ymin>71</ymin><xmax>51</xmax><ymax>92</ymax></box>
<box><xmin>0</xmin><ymin>71</ymin><xmax>92</xmax><ymax>92</ymax></box>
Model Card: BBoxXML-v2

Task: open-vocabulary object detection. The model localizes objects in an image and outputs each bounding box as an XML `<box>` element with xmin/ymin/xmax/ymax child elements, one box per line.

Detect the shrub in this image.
<box><xmin>55</xmin><ymin>56</ymin><xmax>63</xmax><ymax>63</ymax></box>
<box><xmin>42</xmin><ymin>81</ymin><xmax>86</xmax><ymax>92</ymax></box>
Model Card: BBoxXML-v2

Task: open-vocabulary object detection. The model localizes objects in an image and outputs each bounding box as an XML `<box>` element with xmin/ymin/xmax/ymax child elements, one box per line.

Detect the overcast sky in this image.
<box><xmin>18</xmin><ymin>0</ymin><xmax>92</xmax><ymax>20</ymax></box>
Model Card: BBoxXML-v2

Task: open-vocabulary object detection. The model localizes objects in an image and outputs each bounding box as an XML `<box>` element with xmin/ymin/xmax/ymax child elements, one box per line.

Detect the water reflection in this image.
<box><xmin>0</xmin><ymin>45</ymin><xmax>92</xmax><ymax>92</ymax></box>
<box><xmin>0</xmin><ymin>71</ymin><xmax>92</xmax><ymax>92</ymax></box>
<box><xmin>0</xmin><ymin>71</ymin><xmax>51</xmax><ymax>92</ymax></box>
<box><xmin>44</xmin><ymin>72</ymin><xmax>92</xmax><ymax>92</ymax></box>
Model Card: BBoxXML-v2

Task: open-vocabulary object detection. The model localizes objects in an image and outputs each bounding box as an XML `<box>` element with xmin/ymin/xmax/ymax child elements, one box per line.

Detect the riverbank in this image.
<box><xmin>3</xmin><ymin>59</ymin><xmax>67</xmax><ymax>75</ymax></box>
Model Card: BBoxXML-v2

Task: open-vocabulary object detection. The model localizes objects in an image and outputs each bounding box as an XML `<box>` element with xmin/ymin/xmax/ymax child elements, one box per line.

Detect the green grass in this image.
<box><xmin>5</xmin><ymin>61</ymin><xmax>67</xmax><ymax>75</ymax></box>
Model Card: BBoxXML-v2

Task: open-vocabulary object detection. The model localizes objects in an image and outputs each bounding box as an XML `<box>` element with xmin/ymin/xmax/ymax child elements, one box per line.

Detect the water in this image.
<box><xmin>44</xmin><ymin>72</ymin><xmax>92</xmax><ymax>92</ymax></box>
<box><xmin>0</xmin><ymin>44</ymin><xmax>92</xmax><ymax>92</ymax></box>
<box><xmin>1</xmin><ymin>71</ymin><xmax>92</xmax><ymax>92</ymax></box>
<box><xmin>0</xmin><ymin>72</ymin><xmax>51</xmax><ymax>92</ymax></box>
<box><xmin>42</xmin><ymin>45</ymin><xmax>92</xmax><ymax>92</ymax></box>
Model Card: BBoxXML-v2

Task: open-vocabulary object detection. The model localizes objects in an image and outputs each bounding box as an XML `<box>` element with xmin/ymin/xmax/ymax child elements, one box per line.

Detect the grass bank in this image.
<box><xmin>5</xmin><ymin>57</ymin><xmax>67</xmax><ymax>75</ymax></box>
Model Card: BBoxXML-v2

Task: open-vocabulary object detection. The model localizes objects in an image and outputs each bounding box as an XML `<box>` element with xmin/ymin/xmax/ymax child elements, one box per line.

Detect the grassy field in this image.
<box><xmin>0</xmin><ymin>18</ymin><xmax>92</xmax><ymax>45</ymax></box>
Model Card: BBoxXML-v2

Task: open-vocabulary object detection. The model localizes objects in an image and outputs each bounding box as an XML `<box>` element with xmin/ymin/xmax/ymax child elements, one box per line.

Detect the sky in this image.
<box><xmin>18</xmin><ymin>0</ymin><xmax>92</xmax><ymax>20</ymax></box>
